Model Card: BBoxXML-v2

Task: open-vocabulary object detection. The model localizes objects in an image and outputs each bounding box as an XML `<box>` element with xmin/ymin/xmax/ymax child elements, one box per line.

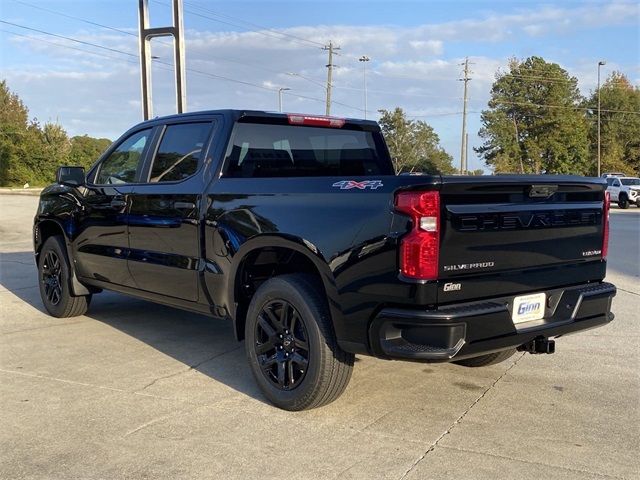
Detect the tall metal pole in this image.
<box><xmin>465</xmin><ymin>132</ymin><xmax>469</xmax><ymax>174</ymax></box>
<box><xmin>597</xmin><ymin>60</ymin><xmax>606</xmax><ymax>177</ymax></box>
<box><xmin>138</xmin><ymin>0</ymin><xmax>187</xmax><ymax>120</ymax></box>
<box><xmin>459</xmin><ymin>57</ymin><xmax>471</xmax><ymax>174</ymax></box>
<box><xmin>359</xmin><ymin>55</ymin><xmax>370</xmax><ymax>119</ymax></box>
<box><xmin>323</xmin><ymin>41</ymin><xmax>340</xmax><ymax>116</ymax></box>
<box><xmin>278</xmin><ymin>87</ymin><xmax>290</xmax><ymax>113</ymax></box>
<box><xmin>172</xmin><ymin>0</ymin><xmax>186</xmax><ymax>114</ymax></box>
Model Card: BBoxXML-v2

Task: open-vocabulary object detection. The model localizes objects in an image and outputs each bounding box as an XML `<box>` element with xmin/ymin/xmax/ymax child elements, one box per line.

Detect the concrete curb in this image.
<box><xmin>0</xmin><ymin>188</ymin><xmax>44</xmax><ymax>196</ymax></box>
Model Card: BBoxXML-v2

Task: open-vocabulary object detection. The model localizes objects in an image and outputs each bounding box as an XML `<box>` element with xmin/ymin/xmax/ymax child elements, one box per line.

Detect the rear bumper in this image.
<box><xmin>369</xmin><ymin>282</ymin><xmax>616</xmax><ymax>362</ymax></box>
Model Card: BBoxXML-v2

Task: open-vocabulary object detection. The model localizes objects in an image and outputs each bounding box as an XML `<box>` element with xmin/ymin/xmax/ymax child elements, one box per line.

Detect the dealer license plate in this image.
<box><xmin>512</xmin><ymin>293</ymin><xmax>546</xmax><ymax>324</ymax></box>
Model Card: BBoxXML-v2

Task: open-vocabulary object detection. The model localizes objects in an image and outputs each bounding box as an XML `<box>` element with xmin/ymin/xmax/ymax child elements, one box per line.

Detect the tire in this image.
<box><xmin>245</xmin><ymin>274</ymin><xmax>354</xmax><ymax>411</ymax></box>
<box><xmin>38</xmin><ymin>236</ymin><xmax>91</xmax><ymax>318</ymax></box>
<box><xmin>618</xmin><ymin>195</ymin><xmax>629</xmax><ymax>209</ymax></box>
<box><xmin>453</xmin><ymin>348</ymin><xmax>516</xmax><ymax>367</ymax></box>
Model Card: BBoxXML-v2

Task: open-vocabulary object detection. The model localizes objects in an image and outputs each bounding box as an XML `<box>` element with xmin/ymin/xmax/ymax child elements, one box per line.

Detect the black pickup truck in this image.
<box><xmin>34</xmin><ymin>110</ymin><xmax>616</xmax><ymax>410</ymax></box>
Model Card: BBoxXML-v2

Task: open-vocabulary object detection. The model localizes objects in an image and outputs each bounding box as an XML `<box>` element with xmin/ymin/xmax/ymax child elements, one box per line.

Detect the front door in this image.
<box><xmin>127</xmin><ymin>121</ymin><xmax>215</xmax><ymax>301</ymax></box>
<box><xmin>74</xmin><ymin>128</ymin><xmax>153</xmax><ymax>286</ymax></box>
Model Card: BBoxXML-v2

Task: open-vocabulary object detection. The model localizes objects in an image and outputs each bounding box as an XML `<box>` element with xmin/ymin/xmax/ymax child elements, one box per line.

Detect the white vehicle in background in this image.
<box><xmin>605</xmin><ymin>175</ymin><xmax>640</xmax><ymax>209</ymax></box>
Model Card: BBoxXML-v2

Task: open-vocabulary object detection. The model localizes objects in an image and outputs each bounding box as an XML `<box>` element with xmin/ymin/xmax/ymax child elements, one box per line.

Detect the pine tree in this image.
<box><xmin>476</xmin><ymin>56</ymin><xmax>590</xmax><ymax>175</ymax></box>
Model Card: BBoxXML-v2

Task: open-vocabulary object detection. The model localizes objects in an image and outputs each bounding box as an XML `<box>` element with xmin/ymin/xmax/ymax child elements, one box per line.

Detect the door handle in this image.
<box><xmin>110</xmin><ymin>197</ymin><xmax>127</xmax><ymax>209</ymax></box>
<box><xmin>173</xmin><ymin>201</ymin><xmax>196</xmax><ymax>210</ymax></box>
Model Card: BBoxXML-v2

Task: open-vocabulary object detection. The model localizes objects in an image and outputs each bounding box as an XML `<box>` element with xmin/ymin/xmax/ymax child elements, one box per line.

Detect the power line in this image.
<box><xmin>332</xmin><ymin>84</ymin><xmax>462</xmax><ymax>99</ymax></box>
<box><xmin>492</xmin><ymin>98</ymin><xmax>640</xmax><ymax>115</ymax></box>
<box><xmin>0</xmin><ymin>21</ymin><xmax>276</xmax><ymax>91</ymax></box>
<box><xmin>10</xmin><ymin>0</ymin><xmax>138</xmax><ymax>38</ymax></box>
<box><xmin>0</xmin><ymin>20</ymin><xmax>138</xmax><ymax>58</ymax></box>
<box><xmin>182</xmin><ymin>0</ymin><xmax>325</xmax><ymax>47</ymax></box>
<box><xmin>0</xmin><ymin>25</ymin><xmax>365</xmax><ymax>113</ymax></box>
<box><xmin>152</xmin><ymin>0</ymin><xmax>323</xmax><ymax>49</ymax></box>
<box><xmin>10</xmin><ymin>0</ymin><xmax>301</xmax><ymax>77</ymax></box>
<box><xmin>0</xmin><ymin>28</ymin><xmax>140</xmax><ymax>66</ymax></box>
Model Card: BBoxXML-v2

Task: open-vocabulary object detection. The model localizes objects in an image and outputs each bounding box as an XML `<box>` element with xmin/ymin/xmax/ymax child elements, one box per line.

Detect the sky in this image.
<box><xmin>1</xmin><ymin>0</ymin><xmax>639</xmax><ymax>172</ymax></box>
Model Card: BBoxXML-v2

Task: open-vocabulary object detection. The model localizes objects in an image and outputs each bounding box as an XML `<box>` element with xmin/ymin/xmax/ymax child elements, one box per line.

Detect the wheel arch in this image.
<box><xmin>34</xmin><ymin>218</ymin><xmax>90</xmax><ymax>296</ymax></box>
<box><xmin>227</xmin><ymin>235</ymin><xmax>342</xmax><ymax>342</ymax></box>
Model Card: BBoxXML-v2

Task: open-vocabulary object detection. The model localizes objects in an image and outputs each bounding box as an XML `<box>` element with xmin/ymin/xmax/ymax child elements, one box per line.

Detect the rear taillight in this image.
<box><xmin>602</xmin><ymin>191</ymin><xmax>610</xmax><ymax>259</ymax></box>
<box><xmin>287</xmin><ymin>114</ymin><xmax>345</xmax><ymax>128</ymax></box>
<box><xmin>395</xmin><ymin>191</ymin><xmax>440</xmax><ymax>280</ymax></box>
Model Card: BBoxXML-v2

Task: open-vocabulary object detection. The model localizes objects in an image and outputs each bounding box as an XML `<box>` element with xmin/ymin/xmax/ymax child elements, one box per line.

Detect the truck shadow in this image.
<box><xmin>0</xmin><ymin>251</ymin><xmax>267</xmax><ymax>404</ymax></box>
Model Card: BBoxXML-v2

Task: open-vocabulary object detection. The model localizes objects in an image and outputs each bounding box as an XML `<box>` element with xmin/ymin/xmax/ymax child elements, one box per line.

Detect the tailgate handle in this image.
<box><xmin>528</xmin><ymin>185</ymin><xmax>558</xmax><ymax>198</ymax></box>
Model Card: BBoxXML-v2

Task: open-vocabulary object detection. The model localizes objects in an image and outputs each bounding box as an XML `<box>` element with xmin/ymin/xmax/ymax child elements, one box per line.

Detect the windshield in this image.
<box><xmin>621</xmin><ymin>178</ymin><xmax>640</xmax><ymax>186</ymax></box>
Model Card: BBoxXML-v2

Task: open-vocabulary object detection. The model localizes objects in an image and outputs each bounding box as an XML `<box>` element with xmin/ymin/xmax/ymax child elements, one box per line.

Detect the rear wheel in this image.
<box><xmin>245</xmin><ymin>274</ymin><xmax>354</xmax><ymax>410</ymax></box>
<box><xmin>38</xmin><ymin>236</ymin><xmax>91</xmax><ymax>318</ymax></box>
<box><xmin>453</xmin><ymin>349</ymin><xmax>516</xmax><ymax>367</ymax></box>
<box><xmin>618</xmin><ymin>194</ymin><xmax>629</xmax><ymax>209</ymax></box>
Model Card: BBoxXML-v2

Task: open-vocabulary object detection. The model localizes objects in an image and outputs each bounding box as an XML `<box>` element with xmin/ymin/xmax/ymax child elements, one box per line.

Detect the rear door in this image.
<box><xmin>127</xmin><ymin>119</ymin><xmax>216</xmax><ymax>301</ymax></box>
<box><xmin>74</xmin><ymin>127</ymin><xmax>153</xmax><ymax>286</ymax></box>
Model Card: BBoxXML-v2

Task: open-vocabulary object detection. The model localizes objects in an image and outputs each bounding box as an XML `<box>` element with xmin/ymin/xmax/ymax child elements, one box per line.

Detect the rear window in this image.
<box><xmin>223</xmin><ymin>123</ymin><xmax>392</xmax><ymax>177</ymax></box>
<box><xmin>149</xmin><ymin>122</ymin><xmax>212</xmax><ymax>183</ymax></box>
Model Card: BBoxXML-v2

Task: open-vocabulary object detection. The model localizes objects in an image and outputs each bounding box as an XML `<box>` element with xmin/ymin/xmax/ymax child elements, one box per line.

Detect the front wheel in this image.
<box><xmin>245</xmin><ymin>274</ymin><xmax>354</xmax><ymax>411</ymax></box>
<box><xmin>618</xmin><ymin>195</ymin><xmax>629</xmax><ymax>209</ymax></box>
<box><xmin>38</xmin><ymin>236</ymin><xmax>91</xmax><ymax>318</ymax></box>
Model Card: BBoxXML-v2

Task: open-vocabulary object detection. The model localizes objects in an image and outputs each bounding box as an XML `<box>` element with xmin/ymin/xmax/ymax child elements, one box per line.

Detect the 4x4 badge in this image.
<box><xmin>332</xmin><ymin>180</ymin><xmax>383</xmax><ymax>190</ymax></box>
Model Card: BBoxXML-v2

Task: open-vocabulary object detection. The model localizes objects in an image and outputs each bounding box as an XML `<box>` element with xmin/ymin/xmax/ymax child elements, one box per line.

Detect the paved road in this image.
<box><xmin>1</xmin><ymin>195</ymin><xmax>638</xmax><ymax>480</ymax></box>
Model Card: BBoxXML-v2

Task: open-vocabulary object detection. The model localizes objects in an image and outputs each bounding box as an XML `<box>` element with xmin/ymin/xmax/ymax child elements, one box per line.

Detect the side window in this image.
<box><xmin>95</xmin><ymin>129</ymin><xmax>151</xmax><ymax>184</ymax></box>
<box><xmin>613</xmin><ymin>180</ymin><xmax>621</xmax><ymax>187</ymax></box>
<box><xmin>148</xmin><ymin>122</ymin><xmax>212</xmax><ymax>183</ymax></box>
<box><xmin>606</xmin><ymin>178</ymin><xmax>614</xmax><ymax>186</ymax></box>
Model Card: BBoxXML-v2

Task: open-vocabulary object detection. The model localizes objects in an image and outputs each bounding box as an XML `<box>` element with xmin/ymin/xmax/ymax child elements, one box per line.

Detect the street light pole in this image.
<box><xmin>359</xmin><ymin>55</ymin><xmax>370</xmax><ymax>119</ymax></box>
<box><xmin>597</xmin><ymin>60</ymin><xmax>606</xmax><ymax>177</ymax></box>
<box><xmin>278</xmin><ymin>87</ymin><xmax>290</xmax><ymax>113</ymax></box>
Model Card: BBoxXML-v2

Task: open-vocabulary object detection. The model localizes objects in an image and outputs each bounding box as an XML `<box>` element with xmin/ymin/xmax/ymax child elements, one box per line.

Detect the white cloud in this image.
<box><xmin>2</xmin><ymin>0</ymin><xmax>638</xmax><ymax>173</ymax></box>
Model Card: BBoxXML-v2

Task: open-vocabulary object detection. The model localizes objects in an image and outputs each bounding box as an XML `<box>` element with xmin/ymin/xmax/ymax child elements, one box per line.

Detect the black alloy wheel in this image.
<box><xmin>37</xmin><ymin>235</ymin><xmax>91</xmax><ymax>318</ymax></box>
<box><xmin>244</xmin><ymin>274</ymin><xmax>354</xmax><ymax>410</ymax></box>
<box><xmin>41</xmin><ymin>250</ymin><xmax>63</xmax><ymax>306</ymax></box>
<box><xmin>254</xmin><ymin>299</ymin><xmax>309</xmax><ymax>391</ymax></box>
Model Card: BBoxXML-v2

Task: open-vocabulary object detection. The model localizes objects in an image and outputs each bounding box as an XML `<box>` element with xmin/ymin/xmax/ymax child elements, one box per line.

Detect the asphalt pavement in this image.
<box><xmin>1</xmin><ymin>194</ymin><xmax>638</xmax><ymax>480</ymax></box>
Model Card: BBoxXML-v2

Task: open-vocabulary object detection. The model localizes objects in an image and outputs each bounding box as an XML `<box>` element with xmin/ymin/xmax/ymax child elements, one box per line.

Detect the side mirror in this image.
<box><xmin>56</xmin><ymin>166</ymin><xmax>85</xmax><ymax>187</ymax></box>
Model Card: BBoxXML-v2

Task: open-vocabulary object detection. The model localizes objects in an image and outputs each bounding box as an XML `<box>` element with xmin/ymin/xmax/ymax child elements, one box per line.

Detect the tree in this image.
<box><xmin>476</xmin><ymin>56</ymin><xmax>590</xmax><ymax>175</ymax></box>
<box><xmin>69</xmin><ymin>135</ymin><xmax>112</xmax><ymax>170</ymax></box>
<box><xmin>0</xmin><ymin>80</ymin><xmax>31</xmax><ymax>184</ymax></box>
<box><xmin>0</xmin><ymin>80</ymin><xmax>112</xmax><ymax>186</ymax></box>
<box><xmin>378</xmin><ymin>107</ymin><xmax>455</xmax><ymax>174</ymax></box>
<box><xmin>587</xmin><ymin>72</ymin><xmax>640</xmax><ymax>175</ymax></box>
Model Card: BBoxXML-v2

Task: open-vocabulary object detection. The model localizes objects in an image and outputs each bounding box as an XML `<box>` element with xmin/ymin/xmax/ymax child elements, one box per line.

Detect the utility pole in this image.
<box><xmin>359</xmin><ymin>55</ymin><xmax>370</xmax><ymax>119</ymax></box>
<box><xmin>458</xmin><ymin>57</ymin><xmax>471</xmax><ymax>174</ymax></box>
<box><xmin>465</xmin><ymin>132</ymin><xmax>469</xmax><ymax>174</ymax></box>
<box><xmin>138</xmin><ymin>0</ymin><xmax>186</xmax><ymax>120</ymax></box>
<box><xmin>323</xmin><ymin>41</ymin><xmax>340</xmax><ymax>116</ymax></box>
<box><xmin>597</xmin><ymin>60</ymin><xmax>606</xmax><ymax>177</ymax></box>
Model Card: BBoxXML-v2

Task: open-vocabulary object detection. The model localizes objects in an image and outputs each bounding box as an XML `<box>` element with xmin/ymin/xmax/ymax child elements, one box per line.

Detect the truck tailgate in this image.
<box><xmin>436</xmin><ymin>176</ymin><xmax>607</xmax><ymax>303</ymax></box>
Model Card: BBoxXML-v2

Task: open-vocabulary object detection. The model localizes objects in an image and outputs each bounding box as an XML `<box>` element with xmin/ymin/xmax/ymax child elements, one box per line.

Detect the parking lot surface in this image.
<box><xmin>1</xmin><ymin>194</ymin><xmax>638</xmax><ymax>479</ymax></box>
